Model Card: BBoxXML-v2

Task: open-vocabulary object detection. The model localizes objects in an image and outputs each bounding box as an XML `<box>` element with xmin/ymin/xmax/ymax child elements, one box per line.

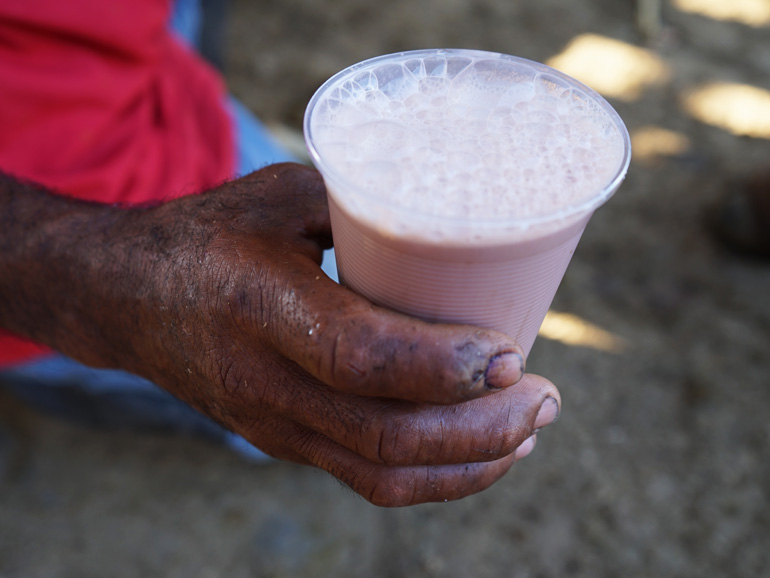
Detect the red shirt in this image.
<box><xmin>0</xmin><ymin>0</ymin><xmax>236</xmax><ymax>366</ymax></box>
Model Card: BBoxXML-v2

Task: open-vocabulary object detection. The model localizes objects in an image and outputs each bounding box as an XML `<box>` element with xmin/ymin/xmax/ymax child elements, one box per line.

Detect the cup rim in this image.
<box><xmin>303</xmin><ymin>48</ymin><xmax>632</xmax><ymax>231</ymax></box>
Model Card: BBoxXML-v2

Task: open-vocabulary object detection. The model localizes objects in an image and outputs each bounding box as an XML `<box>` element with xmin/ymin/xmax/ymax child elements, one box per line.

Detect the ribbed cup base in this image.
<box><xmin>328</xmin><ymin>194</ymin><xmax>590</xmax><ymax>356</ymax></box>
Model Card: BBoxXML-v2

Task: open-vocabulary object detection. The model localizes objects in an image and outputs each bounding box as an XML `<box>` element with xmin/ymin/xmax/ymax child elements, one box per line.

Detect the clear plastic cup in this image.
<box><xmin>304</xmin><ymin>49</ymin><xmax>631</xmax><ymax>355</ymax></box>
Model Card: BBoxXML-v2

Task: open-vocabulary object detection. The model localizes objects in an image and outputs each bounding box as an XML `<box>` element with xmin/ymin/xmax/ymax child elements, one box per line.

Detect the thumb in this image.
<box><xmin>264</xmin><ymin>256</ymin><xmax>526</xmax><ymax>404</ymax></box>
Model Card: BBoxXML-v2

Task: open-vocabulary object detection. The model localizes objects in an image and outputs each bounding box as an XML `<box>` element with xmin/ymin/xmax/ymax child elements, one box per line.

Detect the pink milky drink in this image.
<box><xmin>304</xmin><ymin>49</ymin><xmax>630</xmax><ymax>355</ymax></box>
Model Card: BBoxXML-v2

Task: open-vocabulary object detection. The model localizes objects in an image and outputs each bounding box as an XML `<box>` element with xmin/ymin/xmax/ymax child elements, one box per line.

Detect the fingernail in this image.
<box><xmin>534</xmin><ymin>396</ymin><xmax>560</xmax><ymax>431</ymax></box>
<box><xmin>484</xmin><ymin>352</ymin><xmax>525</xmax><ymax>389</ymax></box>
<box><xmin>514</xmin><ymin>434</ymin><xmax>537</xmax><ymax>460</ymax></box>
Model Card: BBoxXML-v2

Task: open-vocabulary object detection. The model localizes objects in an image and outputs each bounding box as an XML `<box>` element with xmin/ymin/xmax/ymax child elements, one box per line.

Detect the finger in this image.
<box><xmin>273</xmin><ymin>369</ymin><xmax>559</xmax><ymax>466</ymax></box>
<box><xmin>262</xmin><ymin>255</ymin><xmax>526</xmax><ymax>404</ymax></box>
<box><xmin>269</xmin><ymin>419</ymin><xmax>518</xmax><ymax>507</ymax></box>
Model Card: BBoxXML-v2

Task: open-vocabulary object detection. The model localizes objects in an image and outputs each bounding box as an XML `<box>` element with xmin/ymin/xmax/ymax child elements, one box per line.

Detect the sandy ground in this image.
<box><xmin>2</xmin><ymin>0</ymin><xmax>770</xmax><ymax>576</ymax></box>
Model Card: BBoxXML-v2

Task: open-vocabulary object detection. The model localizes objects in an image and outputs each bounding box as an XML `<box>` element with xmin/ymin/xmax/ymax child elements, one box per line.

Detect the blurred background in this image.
<box><xmin>2</xmin><ymin>0</ymin><xmax>769</xmax><ymax>576</ymax></box>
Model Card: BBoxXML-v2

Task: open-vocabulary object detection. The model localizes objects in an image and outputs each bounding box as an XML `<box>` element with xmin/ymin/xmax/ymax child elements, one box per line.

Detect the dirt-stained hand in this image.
<box><xmin>48</xmin><ymin>163</ymin><xmax>562</xmax><ymax>507</ymax></box>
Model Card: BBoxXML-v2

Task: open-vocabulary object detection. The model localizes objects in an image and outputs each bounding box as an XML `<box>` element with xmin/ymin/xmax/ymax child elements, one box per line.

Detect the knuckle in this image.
<box><xmin>481</xmin><ymin>425</ymin><xmax>528</xmax><ymax>459</ymax></box>
<box><xmin>325</xmin><ymin>314</ymin><xmax>384</xmax><ymax>392</ymax></box>
<box><xmin>361</xmin><ymin>470</ymin><xmax>418</xmax><ymax>508</ymax></box>
<box><xmin>463</xmin><ymin>393</ymin><xmax>539</xmax><ymax>458</ymax></box>
<box><xmin>285</xmin><ymin>426</ymin><xmax>326</xmax><ymax>463</ymax></box>
<box><xmin>483</xmin><ymin>404</ymin><xmax>533</xmax><ymax>457</ymax></box>
<box><xmin>360</xmin><ymin>410</ymin><xmax>424</xmax><ymax>466</ymax></box>
<box><xmin>379</xmin><ymin>421</ymin><xmax>410</xmax><ymax>466</ymax></box>
<box><xmin>328</xmin><ymin>327</ymin><xmax>364</xmax><ymax>388</ymax></box>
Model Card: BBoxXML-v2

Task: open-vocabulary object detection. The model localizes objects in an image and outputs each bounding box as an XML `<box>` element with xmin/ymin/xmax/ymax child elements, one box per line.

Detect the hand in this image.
<box><xmin>0</xmin><ymin>163</ymin><xmax>561</xmax><ymax>507</ymax></box>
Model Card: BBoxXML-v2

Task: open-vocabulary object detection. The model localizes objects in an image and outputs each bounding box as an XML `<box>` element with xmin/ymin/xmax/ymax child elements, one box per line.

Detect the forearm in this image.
<box><xmin>0</xmin><ymin>171</ymin><xmax>145</xmax><ymax>368</ymax></box>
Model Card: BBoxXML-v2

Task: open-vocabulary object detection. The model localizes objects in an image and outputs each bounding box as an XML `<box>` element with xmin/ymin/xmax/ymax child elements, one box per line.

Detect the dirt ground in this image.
<box><xmin>2</xmin><ymin>0</ymin><xmax>770</xmax><ymax>576</ymax></box>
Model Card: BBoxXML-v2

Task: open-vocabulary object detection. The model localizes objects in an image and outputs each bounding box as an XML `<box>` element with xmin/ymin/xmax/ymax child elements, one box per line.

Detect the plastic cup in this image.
<box><xmin>304</xmin><ymin>49</ymin><xmax>631</xmax><ymax>356</ymax></box>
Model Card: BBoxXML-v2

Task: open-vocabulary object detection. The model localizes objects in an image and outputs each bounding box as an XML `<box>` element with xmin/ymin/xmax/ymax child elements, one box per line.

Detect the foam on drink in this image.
<box><xmin>307</xmin><ymin>50</ymin><xmax>628</xmax><ymax>245</ymax></box>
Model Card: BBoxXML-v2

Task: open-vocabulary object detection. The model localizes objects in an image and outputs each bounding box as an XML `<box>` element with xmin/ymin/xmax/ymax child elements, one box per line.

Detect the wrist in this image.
<box><xmin>0</xmin><ymin>172</ymin><xmax>149</xmax><ymax>369</ymax></box>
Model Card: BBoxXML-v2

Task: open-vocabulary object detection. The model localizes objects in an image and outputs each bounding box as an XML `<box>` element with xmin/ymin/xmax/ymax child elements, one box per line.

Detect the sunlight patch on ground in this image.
<box><xmin>683</xmin><ymin>82</ymin><xmax>770</xmax><ymax>138</ymax></box>
<box><xmin>538</xmin><ymin>311</ymin><xmax>626</xmax><ymax>353</ymax></box>
<box><xmin>631</xmin><ymin>125</ymin><xmax>691</xmax><ymax>163</ymax></box>
<box><xmin>673</xmin><ymin>0</ymin><xmax>770</xmax><ymax>27</ymax></box>
<box><xmin>546</xmin><ymin>34</ymin><xmax>670</xmax><ymax>101</ymax></box>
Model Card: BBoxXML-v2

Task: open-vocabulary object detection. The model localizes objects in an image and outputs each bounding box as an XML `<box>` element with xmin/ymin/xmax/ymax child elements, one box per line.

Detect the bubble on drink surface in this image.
<box><xmin>308</xmin><ymin>52</ymin><xmax>628</xmax><ymax>238</ymax></box>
